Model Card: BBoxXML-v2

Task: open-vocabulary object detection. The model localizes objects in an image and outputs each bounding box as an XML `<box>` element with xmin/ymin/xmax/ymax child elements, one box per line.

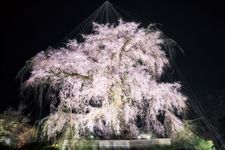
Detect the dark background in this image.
<box><xmin>0</xmin><ymin>0</ymin><xmax>225</xmax><ymax>137</ymax></box>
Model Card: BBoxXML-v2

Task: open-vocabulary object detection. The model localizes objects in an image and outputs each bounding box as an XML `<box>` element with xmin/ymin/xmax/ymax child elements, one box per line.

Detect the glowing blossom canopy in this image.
<box><xmin>19</xmin><ymin>20</ymin><xmax>187</xmax><ymax>140</ymax></box>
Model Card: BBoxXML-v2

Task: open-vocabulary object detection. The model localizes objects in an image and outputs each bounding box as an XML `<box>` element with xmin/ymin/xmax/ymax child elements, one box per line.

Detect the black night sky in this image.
<box><xmin>1</xmin><ymin>0</ymin><xmax>225</xmax><ymax>121</ymax></box>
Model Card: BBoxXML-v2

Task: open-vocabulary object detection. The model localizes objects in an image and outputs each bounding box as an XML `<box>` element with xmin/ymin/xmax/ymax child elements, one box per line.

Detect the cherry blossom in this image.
<box><xmin>19</xmin><ymin>20</ymin><xmax>187</xmax><ymax>140</ymax></box>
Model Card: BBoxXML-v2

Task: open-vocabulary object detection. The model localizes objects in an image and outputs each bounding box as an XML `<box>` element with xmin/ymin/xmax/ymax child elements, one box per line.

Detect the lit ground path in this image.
<box><xmin>59</xmin><ymin>138</ymin><xmax>171</xmax><ymax>149</ymax></box>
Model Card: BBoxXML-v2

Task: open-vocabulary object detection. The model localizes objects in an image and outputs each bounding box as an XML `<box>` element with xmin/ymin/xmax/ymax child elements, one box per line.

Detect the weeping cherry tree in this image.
<box><xmin>18</xmin><ymin>20</ymin><xmax>187</xmax><ymax>141</ymax></box>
